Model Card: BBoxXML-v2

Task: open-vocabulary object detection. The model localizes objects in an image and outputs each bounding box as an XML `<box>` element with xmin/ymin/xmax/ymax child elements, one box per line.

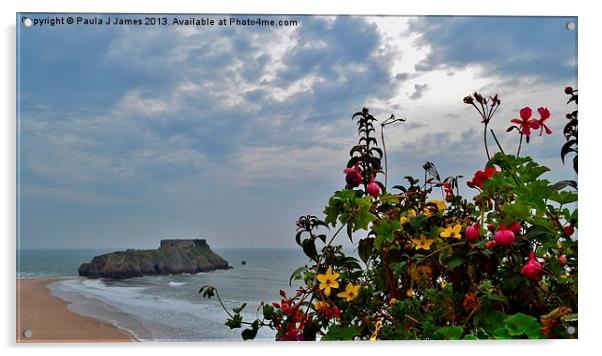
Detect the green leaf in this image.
<box><xmin>372</xmin><ymin>219</ymin><xmax>401</xmax><ymax>249</ymax></box>
<box><xmin>302</xmin><ymin>239</ymin><xmax>318</xmax><ymax>260</ymax></box>
<box><xmin>434</xmin><ymin>326</ymin><xmax>464</xmax><ymax>340</ymax></box>
<box><xmin>321</xmin><ymin>325</ymin><xmax>359</xmax><ymax>341</ymax></box>
<box><xmin>225</xmin><ymin>314</ymin><xmax>243</xmax><ymax>329</ymax></box>
<box><xmin>289</xmin><ymin>265</ymin><xmax>308</xmax><ymax>286</ymax></box>
<box><xmin>358</xmin><ymin>237</ymin><xmax>374</xmax><ymax>264</ymax></box>
<box><xmin>232</xmin><ymin>303</ymin><xmax>247</xmax><ymax>314</ymax></box>
<box><xmin>474</xmin><ymin>311</ymin><xmax>507</xmax><ymax>335</ymax></box>
<box><xmin>262</xmin><ymin>304</ymin><xmax>275</xmax><ymax>319</ymax></box>
<box><xmin>504</xmin><ymin>313</ymin><xmax>541</xmax><ymax>339</ymax></box>
<box><xmin>241</xmin><ymin>320</ymin><xmax>259</xmax><ymax>340</ymax></box>
<box><xmin>446</xmin><ymin>256</ymin><xmax>466</xmax><ymax>270</ymax></box>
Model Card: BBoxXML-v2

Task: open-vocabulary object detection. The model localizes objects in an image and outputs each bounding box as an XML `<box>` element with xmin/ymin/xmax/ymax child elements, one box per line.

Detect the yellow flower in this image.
<box><xmin>317</xmin><ymin>267</ymin><xmax>340</xmax><ymax>296</ymax></box>
<box><xmin>406</xmin><ymin>289</ymin><xmax>415</xmax><ymax>297</ymax></box>
<box><xmin>411</xmin><ymin>234</ymin><xmax>434</xmax><ymax>250</ymax></box>
<box><xmin>337</xmin><ymin>282</ymin><xmax>361</xmax><ymax>302</ymax></box>
<box><xmin>369</xmin><ymin>321</ymin><xmax>383</xmax><ymax>341</ymax></box>
<box><xmin>440</xmin><ymin>224</ymin><xmax>462</xmax><ymax>240</ymax></box>
<box><xmin>399</xmin><ymin>209</ymin><xmax>416</xmax><ymax>225</ymax></box>
<box><xmin>428</xmin><ymin>199</ymin><xmax>447</xmax><ymax>211</ymax></box>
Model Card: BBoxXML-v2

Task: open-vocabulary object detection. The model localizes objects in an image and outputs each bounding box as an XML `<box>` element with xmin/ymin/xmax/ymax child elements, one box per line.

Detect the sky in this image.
<box><xmin>17</xmin><ymin>14</ymin><xmax>577</xmax><ymax>249</ymax></box>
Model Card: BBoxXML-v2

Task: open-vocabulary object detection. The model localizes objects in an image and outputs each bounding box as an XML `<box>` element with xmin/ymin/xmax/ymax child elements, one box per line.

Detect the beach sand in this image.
<box><xmin>16</xmin><ymin>278</ymin><xmax>136</xmax><ymax>343</ymax></box>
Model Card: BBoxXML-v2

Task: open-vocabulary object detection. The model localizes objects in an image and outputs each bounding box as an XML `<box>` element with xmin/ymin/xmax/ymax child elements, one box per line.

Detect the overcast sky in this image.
<box><xmin>17</xmin><ymin>15</ymin><xmax>577</xmax><ymax>249</ymax></box>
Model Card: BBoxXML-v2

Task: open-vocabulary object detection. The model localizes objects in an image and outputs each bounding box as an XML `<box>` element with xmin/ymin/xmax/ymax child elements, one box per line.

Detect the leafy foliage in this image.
<box><xmin>203</xmin><ymin>92</ymin><xmax>577</xmax><ymax>341</ymax></box>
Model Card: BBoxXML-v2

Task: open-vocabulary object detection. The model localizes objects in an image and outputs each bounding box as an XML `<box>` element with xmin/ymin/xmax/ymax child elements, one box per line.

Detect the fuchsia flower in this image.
<box><xmin>464</xmin><ymin>224</ymin><xmax>480</xmax><ymax>242</ymax></box>
<box><xmin>508</xmin><ymin>107</ymin><xmax>540</xmax><ymax>137</ymax></box>
<box><xmin>508</xmin><ymin>222</ymin><xmax>522</xmax><ymax>235</ymax></box>
<box><xmin>563</xmin><ymin>224</ymin><xmax>575</xmax><ymax>237</ymax></box>
<box><xmin>493</xmin><ymin>224</ymin><xmax>515</xmax><ymax>247</ymax></box>
<box><xmin>344</xmin><ymin>165</ymin><xmax>362</xmax><ymax>189</ymax></box>
<box><xmin>537</xmin><ymin>107</ymin><xmax>552</xmax><ymax>136</ymax></box>
<box><xmin>521</xmin><ymin>251</ymin><xmax>544</xmax><ymax>281</ymax></box>
<box><xmin>366</xmin><ymin>176</ymin><xmax>381</xmax><ymax>198</ymax></box>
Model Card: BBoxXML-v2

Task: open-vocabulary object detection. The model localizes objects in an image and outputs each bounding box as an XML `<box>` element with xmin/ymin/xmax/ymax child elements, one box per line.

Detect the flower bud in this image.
<box><xmin>564</xmin><ymin>86</ymin><xmax>573</xmax><ymax>95</ymax></box>
<box><xmin>344</xmin><ymin>165</ymin><xmax>362</xmax><ymax>189</ymax></box>
<box><xmin>463</xmin><ymin>96</ymin><xmax>474</xmax><ymax>104</ymax></box>
<box><xmin>563</xmin><ymin>224</ymin><xmax>575</xmax><ymax>237</ymax></box>
<box><xmin>493</xmin><ymin>226</ymin><xmax>515</xmax><ymax>247</ymax></box>
<box><xmin>465</xmin><ymin>225</ymin><xmax>480</xmax><ymax>241</ymax></box>
<box><xmin>521</xmin><ymin>251</ymin><xmax>543</xmax><ymax>280</ymax></box>
<box><xmin>366</xmin><ymin>176</ymin><xmax>381</xmax><ymax>198</ymax></box>
<box><xmin>485</xmin><ymin>240</ymin><xmax>496</xmax><ymax>249</ymax></box>
<box><xmin>557</xmin><ymin>255</ymin><xmax>567</xmax><ymax>266</ymax></box>
<box><xmin>508</xmin><ymin>222</ymin><xmax>521</xmax><ymax>235</ymax></box>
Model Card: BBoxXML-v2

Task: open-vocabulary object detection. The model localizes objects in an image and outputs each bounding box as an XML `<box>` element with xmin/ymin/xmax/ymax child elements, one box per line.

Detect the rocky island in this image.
<box><xmin>78</xmin><ymin>239</ymin><xmax>229</xmax><ymax>279</ymax></box>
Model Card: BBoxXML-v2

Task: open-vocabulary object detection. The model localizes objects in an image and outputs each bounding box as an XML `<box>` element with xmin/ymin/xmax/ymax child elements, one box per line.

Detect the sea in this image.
<box><xmin>17</xmin><ymin>248</ymin><xmax>325</xmax><ymax>341</ymax></box>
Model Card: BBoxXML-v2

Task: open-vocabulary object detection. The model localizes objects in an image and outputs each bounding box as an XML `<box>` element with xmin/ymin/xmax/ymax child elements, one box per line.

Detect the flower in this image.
<box><xmin>337</xmin><ymin>282</ymin><xmax>361</xmax><ymax>302</ymax></box>
<box><xmin>369</xmin><ymin>321</ymin><xmax>383</xmax><ymax>341</ymax></box>
<box><xmin>521</xmin><ymin>251</ymin><xmax>543</xmax><ymax>281</ymax></box>
<box><xmin>563</xmin><ymin>224</ymin><xmax>575</xmax><ymax>237</ymax></box>
<box><xmin>485</xmin><ymin>240</ymin><xmax>496</xmax><ymax>249</ymax></box>
<box><xmin>366</xmin><ymin>176</ymin><xmax>381</xmax><ymax>198</ymax></box>
<box><xmin>411</xmin><ymin>234</ymin><xmax>434</xmax><ymax>250</ymax></box>
<box><xmin>507</xmin><ymin>222</ymin><xmax>522</xmax><ymax>235</ymax></box>
<box><xmin>406</xmin><ymin>289</ymin><xmax>415</xmax><ymax>297</ymax></box>
<box><xmin>314</xmin><ymin>300</ymin><xmax>340</xmax><ymax>320</ymax></box>
<box><xmin>440</xmin><ymin>224</ymin><xmax>462</xmax><ymax>240</ymax></box>
<box><xmin>564</xmin><ymin>86</ymin><xmax>574</xmax><ymax>95</ymax></box>
<box><xmin>464</xmin><ymin>225</ymin><xmax>480</xmax><ymax>241</ymax></box>
<box><xmin>317</xmin><ymin>267</ymin><xmax>340</xmax><ymax>296</ymax></box>
<box><xmin>557</xmin><ymin>255</ymin><xmax>567</xmax><ymax>266</ymax></box>
<box><xmin>493</xmin><ymin>225</ymin><xmax>515</xmax><ymax>247</ymax></box>
<box><xmin>467</xmin><ymin>166</ymin><xmax>498</xmax><ymax>188</ymax></box>
<box><xmin>344</xmin><ymin>164</ymin><xmax>362</xmax><ymax>189</ymax></box>
<box><xmin>399</xmin><ymin>209</ymin><xmax>416</xmax><ymax>225</ymax></box>
<box><xmin>508</xmin><ymin>106</ymin><xmax>540</xmax><ymax>137</ymax></box>
<box><xmin>537</xmin><ymin>107</ymin><xmax>552</xmax><ymax>136</ymax></box>
<box><xmin>428</xmin><ymin>199</ymin><xmax>447</xmax><ymax>211</ymax></box>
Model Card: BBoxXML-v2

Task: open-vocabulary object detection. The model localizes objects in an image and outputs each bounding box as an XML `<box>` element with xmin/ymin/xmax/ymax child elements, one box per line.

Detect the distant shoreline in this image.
<box><xmin>16</xmin><ymin>277</ymin><xmax>137</xmax><ymax>343</ymax></box>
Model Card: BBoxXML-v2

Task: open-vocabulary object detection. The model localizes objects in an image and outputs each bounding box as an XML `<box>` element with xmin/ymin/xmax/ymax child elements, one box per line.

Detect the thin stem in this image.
<box><xmin>516</xmin><ymin>134</ymin><xmax>523</xmax><ymax>158</ymax></box>
<box><xmin>489</xmin><ymin>128</ymin><xmax>506</xmax><ymax>156</ymax></box>
<box><xmin>483</xmin><ymin>123</ymin><xmax>491</xmax><ymax>161</ymax></box>
<box><xmin>381</xmin><ymin>125</ymin><xmax>388</xmax><ymax>191</ymax></box>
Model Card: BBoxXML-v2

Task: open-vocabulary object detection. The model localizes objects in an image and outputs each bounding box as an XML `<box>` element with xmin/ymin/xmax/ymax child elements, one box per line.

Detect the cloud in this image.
<box><xmin>17</xmin><ymin>15</ymin><xmax>577</xmax><ymax>249</ymax></box>
<box><xmin>407</xmin><ymin>17</ymin><xmax>577</xmax><ymax>83</ymax></box>
<box><xmin>409</xmin><ymin>83</ymin><xmax>429</xmax><ymax>100</ymax></box>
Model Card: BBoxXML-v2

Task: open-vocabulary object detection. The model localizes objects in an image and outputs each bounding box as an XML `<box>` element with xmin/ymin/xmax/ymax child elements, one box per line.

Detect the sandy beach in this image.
<box><xmin>16</xmin><ymin>278</ymin><xmax>136</xmax><ymax>343</ymax></box>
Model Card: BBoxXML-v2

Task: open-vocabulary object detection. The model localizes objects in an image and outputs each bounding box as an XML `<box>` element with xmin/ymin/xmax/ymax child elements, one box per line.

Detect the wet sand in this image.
<box><xmin>16</xmin><ymin>278</ymin><xmax>136</xmax><ymax>343</ymax></box>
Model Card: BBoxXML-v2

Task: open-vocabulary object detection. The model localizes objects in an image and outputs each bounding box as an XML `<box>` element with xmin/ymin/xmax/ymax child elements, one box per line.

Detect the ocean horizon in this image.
<box><xmin>17</xmin><ymin>247</ymin><xmax>334</xmax><ymax>341</ymax></box>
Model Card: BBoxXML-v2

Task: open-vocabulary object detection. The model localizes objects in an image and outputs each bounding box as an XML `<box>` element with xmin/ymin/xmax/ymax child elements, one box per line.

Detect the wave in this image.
<box><xmin>168</xmin><ymin>281</ymin><xmax>186</xmax><ymax>287</ymax></box>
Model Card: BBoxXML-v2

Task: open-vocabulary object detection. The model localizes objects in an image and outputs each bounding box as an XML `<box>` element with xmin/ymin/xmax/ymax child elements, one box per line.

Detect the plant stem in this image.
<box><xmin>489</xmin><ymin>128</ymin><xmax>506</xmax><ymax>155</ymax></box>
<box><xmin>516</xmin><ymin>134</ymin><xmax>523</xmax><ymax>158</ymax></box>
<box><xmin>483</xmin><ymin>123</ymin><xmax>491</xmax><ymax>161</ymax></box>
<box><xmin>381</xmin><ymin>125</ymin><xmax>388</xmax><ymax>191</ymax></box>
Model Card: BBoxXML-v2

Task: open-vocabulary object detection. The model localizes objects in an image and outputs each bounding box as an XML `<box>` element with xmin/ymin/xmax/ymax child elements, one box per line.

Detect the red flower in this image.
<box><xmin>537</xmin><ymin>107</ymin><xmax>552</xmax><ymax>136</ymax></box>
<box><xmin>467</xmin><ymin>166</ymin><xmax>498</xmax><ymax>189</ymax></box>
<box><xmin>563</xmin><ymin>224</ymin><xmax>575</xmax><ymax>237</ymax></box>
<box><xmin>508</xmin><ymin>107</ymin><xmax>540</xmax><ymax>137</ymax></box>
<box><xmin>507</xmin><ymin>222</ymin><xmax>521</xmax><ymax>235</ymax></box>
<box><xmin>521</xmin><ymin>251</ymin><xmax>543</xmax><ymax>281</ymax></box>
<box><xmin>493</xmin><ymin>224</ymin><xmax>515</xmax><ymax>247</ymax></box>
<box><xmin>464</xmin><ymin>224</ymin><xmax>480</xmax><ymax>242</ymax></box>
<box><xmin>344</xmin><ymin>164</ymin><xmax>362</xmax><ymax>189</ymax></box>
<box><xmin>366</xmin><ymin>176</ymin><xmax>381</xmax><ymax>198</ymax></box>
